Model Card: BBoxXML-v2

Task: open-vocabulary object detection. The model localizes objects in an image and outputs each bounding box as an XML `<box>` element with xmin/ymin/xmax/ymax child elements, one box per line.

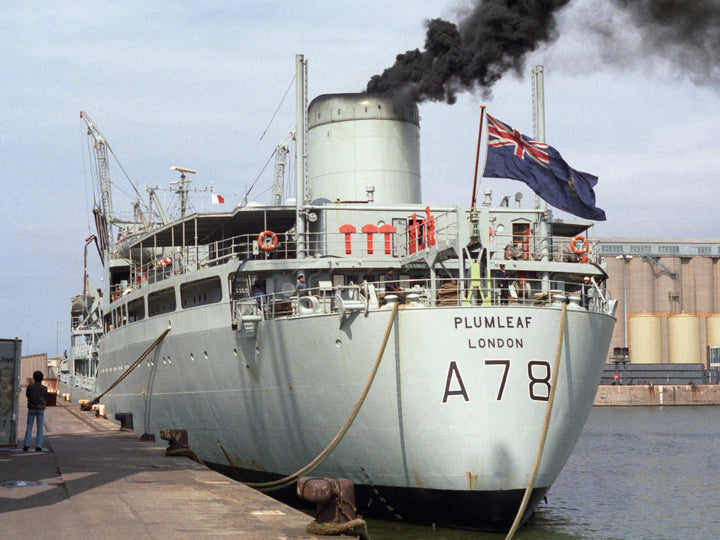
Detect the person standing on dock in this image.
<box><xmin>23</xmin><ymin>370</ymin><xmax>48</xmax><ymax>452</ymax></box>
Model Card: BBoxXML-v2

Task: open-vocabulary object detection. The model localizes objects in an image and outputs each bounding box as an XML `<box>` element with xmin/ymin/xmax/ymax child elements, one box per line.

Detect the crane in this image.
<box><xmin>271</xmin><ymin>127</ymin><xmax>295</xmax><ymax>206</ymax></box>
<box><xmin>80</xmin><ymin>111</ymin><xmax>115</xmax><ymax>254</ymax></box>
<box><xmin>81</xmin><ymin>111</ymin><xmax>166</xmax><ymax>256</ymax></box>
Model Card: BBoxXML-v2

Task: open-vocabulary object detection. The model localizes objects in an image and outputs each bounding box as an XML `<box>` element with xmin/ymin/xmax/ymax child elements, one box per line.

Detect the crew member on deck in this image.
<box><xmin>296</xmin><ymin>273</ymin><xmax>308</xmax><ymax>296</ymax></box>
<box><xmin>252</xmin><ymin>281</ymin><xmax>265</xmax><ymax>307</ymax></box>
<box><xmin>581</xmin><ymin>276</ymin><xmax>591</xmax><ymax>308</ymax></box>
<box><xmin>496</xmin><ymin>263</ymin><xmax>510</xmax><ymax>304</ymax></box>
<box><xmin>384</xmin><ymin>268</ymin><xmax>400</xmax><ymax>292</ymax></box>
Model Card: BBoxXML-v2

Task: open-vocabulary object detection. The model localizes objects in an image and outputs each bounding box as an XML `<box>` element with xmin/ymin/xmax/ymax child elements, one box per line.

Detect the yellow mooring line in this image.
<box><xmin>505</xmin><ymin>301</ymin><xmax>567</xmax><ymax>539</ymax></box>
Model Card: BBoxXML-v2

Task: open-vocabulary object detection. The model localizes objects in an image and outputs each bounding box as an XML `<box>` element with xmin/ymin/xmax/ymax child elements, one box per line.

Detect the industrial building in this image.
<box><xmin>597</xmin><ymin>237</ymin><xmax>720</xmax><ymax>384</ymax></box>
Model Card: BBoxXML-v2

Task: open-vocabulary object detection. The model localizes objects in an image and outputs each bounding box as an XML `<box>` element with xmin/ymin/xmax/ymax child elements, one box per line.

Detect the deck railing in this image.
<box><xmin>114</xmin><ymin>226</ymin><xmax>600</xmax><ymax>297</ymax></box>
<box><xmin>230</xmin><ymin>275</ymin><xmax>614</xmax><ymax>328</ymax></box>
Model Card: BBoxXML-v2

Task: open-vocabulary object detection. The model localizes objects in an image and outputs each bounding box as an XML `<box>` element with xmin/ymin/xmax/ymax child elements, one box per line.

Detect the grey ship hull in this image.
<box><xmin>98</xmin><ymin>289</ymin><xmax>614</xmax><ymax>529</ymax></box>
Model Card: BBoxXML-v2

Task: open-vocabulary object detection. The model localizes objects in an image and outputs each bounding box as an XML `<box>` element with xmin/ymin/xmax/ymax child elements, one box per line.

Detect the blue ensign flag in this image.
<box><xmin>483</xmin><ymin>114</ymin><xmax>606</xmax><ymax>221</ymax></box>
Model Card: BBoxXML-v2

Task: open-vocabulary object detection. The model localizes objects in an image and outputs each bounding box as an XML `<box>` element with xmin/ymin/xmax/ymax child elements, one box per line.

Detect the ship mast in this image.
<box><xmin>170</xmin><ymin>166</ymin><xmax>196</xmax><ymax>218</ymax></box>
<box><xmin>532</xmin><ymin>66</ymin><xmax>550</xmax><ymax>293</ymax></box>
<box><xmin>295</xmin><ymin>54</ymin><xmax>307</xmax><ymax>259</ymax></box>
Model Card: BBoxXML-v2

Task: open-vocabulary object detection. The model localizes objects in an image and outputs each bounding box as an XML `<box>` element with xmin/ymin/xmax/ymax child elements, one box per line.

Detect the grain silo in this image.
<box><xmin>627</xmin><ymin>257</ymin><xmax>656</xmax><ymax>313</ymax></box>
<box><xmin>668</xmin><ymin>313</ymin><xmax>702</xmax><ymax>364</ymax></box>
<box><xmin>655</xmin><ymin>256</ymin><xmax>680</xmax><ymax>313</ymax></box>
<box><xmin>689</xmin><ymin>257</ymin><xmax>714</xmax><ymax>314</ymax></box>
<box><xmin>707</xmin><ymin>314</ymin><xmax>720</xmax><ymax>347</ymax></box>
<box><xmin>628</xmin><ymin>313</ymin><xmax>662</xmax><ymax>364</ymax></box>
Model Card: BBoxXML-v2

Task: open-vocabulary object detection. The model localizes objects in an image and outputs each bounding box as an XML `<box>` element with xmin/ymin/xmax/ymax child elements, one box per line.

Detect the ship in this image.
<box><xmin>79</xmin><ymin>56</ymin><xmax>616</xmax><ymax>531</ymax></box>
<box><xmin>59</xmin><ymin>237</ymin><xmax>103</xmax><ymax>404</ymax></box>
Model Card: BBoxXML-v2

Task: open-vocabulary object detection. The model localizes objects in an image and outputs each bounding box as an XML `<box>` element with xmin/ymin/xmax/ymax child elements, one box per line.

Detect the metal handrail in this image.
<box><xmin>114</xmin><ymin>227</ymin><xmax>602</xmax><ymax>296</ymax></box>
<box><xmin>230</xmin><ymin>276</ymin><xmax>613</xmax><ymax>326</ymax></box>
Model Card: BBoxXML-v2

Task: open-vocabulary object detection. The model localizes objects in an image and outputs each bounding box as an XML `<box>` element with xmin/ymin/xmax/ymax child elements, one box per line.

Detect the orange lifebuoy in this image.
<box><xmin>571</xmin><ymin>235</ymin><xmax>588</xmax><ymax>255</ymax></box>
<box><xmin>258</xmin><ymin>230</ymin><xmax>278</xmax><ymax>251</ymax></box>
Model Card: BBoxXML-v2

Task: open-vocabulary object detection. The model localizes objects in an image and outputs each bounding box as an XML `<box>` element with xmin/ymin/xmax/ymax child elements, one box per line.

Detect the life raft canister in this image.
<box><xmin>258</xmin><ymin>230</ymin><xmax>278</xmax><ymax>251</ymax></box>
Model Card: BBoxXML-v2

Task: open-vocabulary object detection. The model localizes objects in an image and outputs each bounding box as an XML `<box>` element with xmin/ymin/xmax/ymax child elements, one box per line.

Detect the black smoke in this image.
<box><xmin>606</xmin><ymin>0</ymin><xmax>720</xmax><ymax>85</ymax></box>
<box><xmin>366</xmin><ymin>0</ymin><xmax>572</xmax><ymax>103</ymax></box>
<box><xmin>366</xmin><ymin>0</ymin><xmax>720</xmax><ymax>104</ymax></box>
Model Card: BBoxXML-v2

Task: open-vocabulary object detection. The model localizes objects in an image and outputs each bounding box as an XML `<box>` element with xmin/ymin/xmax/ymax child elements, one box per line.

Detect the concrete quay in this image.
<box><xmin>594</xmin><ymin>384</ymin><xmax>720</xmax><ymax>406</ymax></box>
<box><xmin>1</xmin><ymin>401</ymin><xmax>328</xmax><ymax>539</ymax></box>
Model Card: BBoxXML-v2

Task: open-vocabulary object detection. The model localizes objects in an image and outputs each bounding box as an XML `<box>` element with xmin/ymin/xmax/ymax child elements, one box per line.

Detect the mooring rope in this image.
<box><xmin>304</xmin><ymin>479</ymin><xmax>372</xmax><ymax>539</ymax></box>
<box><xmin>244</xmin><ymin>301</ymin><xmax>401</xmax><ymax>492</ymax></box>
<box><xmin>306</xmin><ymin>518</ymin><xmax>371</xmax><ymax>540</ymax></box>
<box><xmin>505</xmin><ymin>300</ymin><xmax>567</xmax><ymax>540</ymax></box>
<box><xmin>82</xmin><ymin>327</ymin><xmax>171</xmax><ymax>410</ymax></box>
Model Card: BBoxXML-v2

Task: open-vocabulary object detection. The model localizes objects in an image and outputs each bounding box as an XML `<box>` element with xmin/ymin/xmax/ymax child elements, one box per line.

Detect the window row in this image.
<box><xmin>106</xmin><ymin>276</ymin><xmax>222</xmax><ymax>331</ymax></box>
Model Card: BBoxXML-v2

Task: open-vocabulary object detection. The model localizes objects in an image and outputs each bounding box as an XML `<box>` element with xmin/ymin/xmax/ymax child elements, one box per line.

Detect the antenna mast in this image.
<box><xmin>170</xmin><ymin>167</ymin><xmax>196</xmax><ymax>218</ymax></box>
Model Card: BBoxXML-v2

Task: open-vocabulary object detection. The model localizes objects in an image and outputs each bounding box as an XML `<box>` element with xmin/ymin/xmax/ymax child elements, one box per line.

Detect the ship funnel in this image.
<box><xmin>307</xmin><ymin>93</ymin><xmax>421</xmax><ymax>205</ymax></box>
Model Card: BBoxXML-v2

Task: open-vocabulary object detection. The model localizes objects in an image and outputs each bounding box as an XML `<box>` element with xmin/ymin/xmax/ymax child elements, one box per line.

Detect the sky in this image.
<box><xmin>2</xmin><ymin>1</ymin><xmax>718</xmax><ymax>356</ymax></box>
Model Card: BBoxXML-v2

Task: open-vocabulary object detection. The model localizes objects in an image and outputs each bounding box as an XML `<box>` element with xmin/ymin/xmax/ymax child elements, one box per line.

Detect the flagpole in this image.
<box><xmin>470</xmin><ymin>105</ymin><xmax>486</xmax><ymax>208</ymax></box>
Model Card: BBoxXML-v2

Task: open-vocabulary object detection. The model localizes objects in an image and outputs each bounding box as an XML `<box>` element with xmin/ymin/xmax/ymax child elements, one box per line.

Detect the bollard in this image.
<box><xmin>298</xmin><ymin>477</ymin><xmax>369</xmax><ymax>539</ymax></box>
<box><xmin>297</xmin><ymin>477</ymin><xmax>357</xmax><ymax>523</ymax></box>
<box><xmin>115</xmin><ymin>412</ymin><xmax>134</xmax><ymax>431</ymax></box>
<box><xmin>160</xmin><ymin>428</ymin><xmax>189</xmax><ymax>450</ymax></box>
<box><xmin>160</xmin><ymin>428</ymin><xmax>194</xmax><ymax>458</ymax></box>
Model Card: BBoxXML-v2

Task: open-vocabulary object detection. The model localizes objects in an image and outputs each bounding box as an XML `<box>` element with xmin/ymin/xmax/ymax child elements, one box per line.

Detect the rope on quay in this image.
<box><xmin>304</xmin><ymin>478</ymin><xmax>372</xmax><ymax>539</ymax></box>
<box><xmin>505</xmin><ymin>301</ymin><xmax>567</xmax><ymax>540</ymax></box>
<box><xmin>81</xmin><ymin>327</ymin><xmax>171</xmax><ymax>411</ymax></box>
<box><xmin>244</xmin><ymin>301</ymin><xmax>401</xmax><ymax>493</ymax></box>
<box><xmin>307</xmin><ymin>518</ymin><xmax>371</xmax><ymax>540</ymax></box>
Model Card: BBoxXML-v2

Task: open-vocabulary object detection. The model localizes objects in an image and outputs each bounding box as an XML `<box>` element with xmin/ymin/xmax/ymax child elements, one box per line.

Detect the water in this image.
<box><xmin>366</xmin><ymin>406</ymin><xmax>720</xmax><ymax>539</ymax></box>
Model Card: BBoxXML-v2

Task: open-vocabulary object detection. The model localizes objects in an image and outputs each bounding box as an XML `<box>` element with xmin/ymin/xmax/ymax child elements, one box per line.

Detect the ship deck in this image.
<box><xmin>0</xmin><ymin>400</ymin><xmax>330</xmax><ymax>539</ymax></box>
